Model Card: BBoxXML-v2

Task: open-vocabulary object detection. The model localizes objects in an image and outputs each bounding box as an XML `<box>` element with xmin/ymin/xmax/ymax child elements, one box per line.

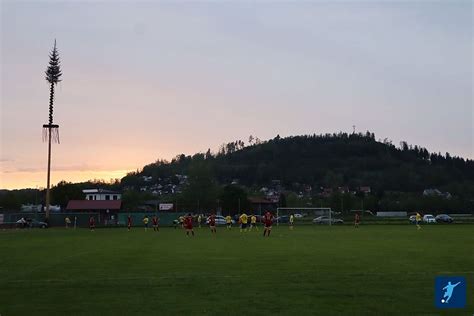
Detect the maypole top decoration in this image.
<box><xmin>43</xmin><ymin>39</ymin><xmax>62</xmax><ymax>143</ymax></box>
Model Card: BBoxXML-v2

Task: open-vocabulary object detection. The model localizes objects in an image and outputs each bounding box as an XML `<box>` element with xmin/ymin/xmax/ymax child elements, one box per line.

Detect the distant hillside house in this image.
<box><xmin>423</xmin><ymin>189</ymin><xmax>451</xmax><ymax>199</ymax></box>
<box><xmin>358</xmin><ymin>186</ymin><xmax>371</xmax><ymax>194</ymax></box>
<box><xmin>423</xmin><ymin>188</ymin><xmax>442</xmax><ymax>196</ymax></box>
<box><xmin>142</xmin><ymin>176</ymin><xmax>153</xmax><ymax>182</ymax></box>
<box><xmin>83</xmin><ymin>189</ymin><xmax>122</xmax><ymax>201</ymax></box>
<box><xmin>338</xmin><ymin>186</ymin><xmax>350</xmax><ymax>194</ymax></box>
<box><xmin>321</xmin><ymin>188</ymin><xmax>333</xmax><ymax>197</ymax></box>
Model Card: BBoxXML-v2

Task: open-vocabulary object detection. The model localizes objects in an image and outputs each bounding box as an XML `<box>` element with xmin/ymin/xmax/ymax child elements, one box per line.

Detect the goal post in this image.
<box><xmin>276</xmin><ymin>207</ymin><xmax>333</xmax><ymax>226</ymax></box>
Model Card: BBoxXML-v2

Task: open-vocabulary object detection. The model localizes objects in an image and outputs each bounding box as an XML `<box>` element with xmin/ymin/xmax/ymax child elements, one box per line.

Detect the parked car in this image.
<box><xmin>423</xmin><ymin>214</ymin><xmax>436</xmax><ymax>223</ymax></box>
<box><xmin>409</xmin><ymin>215</ymin><xmax>417</xmax><ymax>224</ymax></box>
<box><xmin>206</xmin><ymin>215</ymin><xmax>235</xmax><ymax>225</ymax></box>
<box><xmin>31</xmin><ymin>219</ymin><xmax>49</xmax><ymax>228</ymax></box>
<box><xmin>294</xmin><ymin>214</ymin><xmax>304</xmax><ymax>219</ymax></box>
<box><xmin>435</xmin><ymin>214</ymin><xmax>453</xmax><ymax>223</ymax></box>
<box><xmin>274</xmin><ymin>216</ymin><xmax>289</xmax><ymax>223</ymax></box>
<box><xmin>312</xmin><ymin>216</ymin><xmax>344</xmax><ymax>225</ymax></box>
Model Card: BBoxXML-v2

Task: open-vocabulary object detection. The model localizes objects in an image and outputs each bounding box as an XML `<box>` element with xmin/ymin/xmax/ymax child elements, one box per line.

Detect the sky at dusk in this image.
<box><xmin>1</xmin><ymin>1</ymin><xmax>472</xmax><ymax>189</ymax></box>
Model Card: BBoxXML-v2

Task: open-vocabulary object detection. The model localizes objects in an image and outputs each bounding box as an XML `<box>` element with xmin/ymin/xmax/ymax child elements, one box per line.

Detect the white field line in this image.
<box><xmin>3</xmin><ymin>275</ymin><xmax>243</xmax><ymax>284</ymax></box>
<box><xmin>3</xmin><ymin>271</ymin><xmax>473</xmax><ymax>284</ymax></box>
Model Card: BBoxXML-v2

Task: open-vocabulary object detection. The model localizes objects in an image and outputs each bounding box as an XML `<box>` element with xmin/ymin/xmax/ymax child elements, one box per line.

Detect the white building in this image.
<box><xmin>83</xmin><ymin>189</ymin><xmax>122</xmax><ymax>201</ymax></box>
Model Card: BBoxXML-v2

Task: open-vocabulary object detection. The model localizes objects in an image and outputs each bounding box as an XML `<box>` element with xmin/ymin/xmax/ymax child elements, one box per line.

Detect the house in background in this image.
<box><xmin>83</xmin><ymin>188</ymin><xmax>122</xmax><ymax>201</ymax></box>
<box><xmin>358</xmin><ymin>186</ymin><xmax>371</xmax><ymax>195</ymax></box>
<box><xmin>66</xmin><ymin>188</ymin><xmax>123</xmax><ymax>224</ymax></box>
<box><xmin>423</xmin><ymin>188</ymin><xmax>452</xmax><ymax>199</ymax></box>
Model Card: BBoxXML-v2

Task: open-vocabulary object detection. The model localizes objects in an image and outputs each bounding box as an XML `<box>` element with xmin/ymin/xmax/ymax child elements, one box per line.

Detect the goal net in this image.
<box><xmin>276</xmin><ymin>207</ymin><xmax>333</xmax><ymax>226</ymax></box>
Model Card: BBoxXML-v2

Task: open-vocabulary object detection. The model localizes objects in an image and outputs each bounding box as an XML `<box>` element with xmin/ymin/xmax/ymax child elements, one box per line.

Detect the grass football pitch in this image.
<box><xmin>1</xmin><ymin>225</ymin><xmax>473</xmax><ymax>315</ymax></box>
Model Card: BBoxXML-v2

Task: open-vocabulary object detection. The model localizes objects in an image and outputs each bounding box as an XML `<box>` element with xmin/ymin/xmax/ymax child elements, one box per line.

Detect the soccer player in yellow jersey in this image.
<box><xmin>249</xmin><ymin>215</ymin><xmax>258</xmax><ymax>231</ymax></box>
<box><xmin>289</xmin><ymin>214</ymin><xmax>294</xmax><ymax>230</ymax></box>
<box><xmin>239</xmin><ymin>213</ymin><xmax>248</xmax><ymax>232</ymax></box>
<box><xmin>225</xmin><ymin>215</ymin><xmax>232</xmax><ymax>230</ymax></box>
<box><xmin>416</xmin><ymin>212</ymin><xmax>422</xmax><ymax>230</ymax></box>
<box><xmin>143</xmin><ymin>216</ymin><xmax>149</xmax><ymax>232</ymax></box>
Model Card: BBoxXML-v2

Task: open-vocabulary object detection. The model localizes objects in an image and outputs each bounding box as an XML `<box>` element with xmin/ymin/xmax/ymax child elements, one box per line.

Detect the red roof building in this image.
<box><xmin>248</xmin><ymin>197</ymin><xmax>278</xmax><ymax>214</ymax></box>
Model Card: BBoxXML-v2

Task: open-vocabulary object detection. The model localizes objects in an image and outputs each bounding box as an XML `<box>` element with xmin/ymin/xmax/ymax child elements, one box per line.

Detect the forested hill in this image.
<box><xmin>122</xmin><ymin>132</ymin><xmax>474</xmax><ymax>197</ymax></box>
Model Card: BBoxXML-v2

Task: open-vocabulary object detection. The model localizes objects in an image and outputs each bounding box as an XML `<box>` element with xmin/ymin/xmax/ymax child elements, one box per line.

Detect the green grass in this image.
<box><xmin>1</xmin><ymin>225</ymin><xmax>473</xmax><ymax>315</ymax></box>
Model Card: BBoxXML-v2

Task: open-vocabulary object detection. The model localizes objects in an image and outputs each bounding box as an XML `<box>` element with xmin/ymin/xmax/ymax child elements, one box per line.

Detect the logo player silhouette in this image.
<box><xmin>442</xmin><ymin>281</ymin><xmax>461</xmax><ymax>303</ymax></box>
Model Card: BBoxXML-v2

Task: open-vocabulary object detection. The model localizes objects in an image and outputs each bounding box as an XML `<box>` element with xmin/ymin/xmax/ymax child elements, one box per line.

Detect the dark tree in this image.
<box><xmin>51</xmin><ymin>181</ymin><xmax>84</xmax><ymax>208</ymax></box>
<box><xmin>279</xmin><ymin>193</ymin><xmax>287</xmax><ymax>207</ymax></box>
<box><xmin>219</xmin><ymin>185</ymin><xmax>249</xmax><ymax>215</ymax></box>
<box><xmin>120</xmin><ymin>132</ymin><xmax>474</xmax><ymax>212</ymax></box>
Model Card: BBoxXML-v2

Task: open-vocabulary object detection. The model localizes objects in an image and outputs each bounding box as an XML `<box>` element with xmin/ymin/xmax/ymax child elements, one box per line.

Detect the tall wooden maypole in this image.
<box><xmin>43</xmin><ymin>40</ymin><xmax>62</xmax><ymax>220</ymax></box>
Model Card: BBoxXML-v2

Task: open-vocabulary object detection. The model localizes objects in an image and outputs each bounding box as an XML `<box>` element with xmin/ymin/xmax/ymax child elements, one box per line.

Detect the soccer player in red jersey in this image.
<box><xmin>89</xmin><ymin>216</ymin><xmax>95</xmax><ymax>231</ymax></box>
<box><xmin>184</xmin><ymin>213</ymin><xmax>195</xmax><ymax>237</ymax></box>
<box><xmin>354</xmin><ymin>213</ymin><xmax>360</xmax><ymax>228</ymax></box>
<box><xmin>152</xmin><ymin>215</ymin><xmax>159</xmax><ymax>232</ymax></box>
<box><xmin>208</xmin><ymin>213</ymin><xmax>217</xmax><ymax>234</ymax></box>
<box><xmin>263</xmin><ymin>211</ymin><xmax>273</xmax><ymax>237</ymax></box>
<box><xmin>127</xmin><ymin>215</ymin><xmax>132</xmax><ymax>231</ymax></box>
